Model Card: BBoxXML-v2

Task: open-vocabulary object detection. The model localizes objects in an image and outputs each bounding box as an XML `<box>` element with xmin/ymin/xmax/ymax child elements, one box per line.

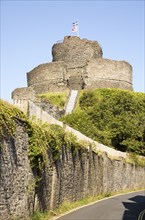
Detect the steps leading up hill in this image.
<box><xmin>65</xmin><ymin>90</ymin><xmax>78</xmax><ymax>114</ymax></box>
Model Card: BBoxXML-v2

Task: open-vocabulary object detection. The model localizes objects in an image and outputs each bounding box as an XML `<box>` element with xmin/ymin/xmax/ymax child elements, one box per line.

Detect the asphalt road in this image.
<box><xmin>57</xmin><ymin>190</ymin><xmax>145</xmax><ymax>220</ymax></box>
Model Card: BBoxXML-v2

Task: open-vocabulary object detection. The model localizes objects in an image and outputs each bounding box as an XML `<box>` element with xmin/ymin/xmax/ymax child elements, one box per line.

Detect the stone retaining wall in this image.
<box><xmin>0</xmin><ymin>121</ymin><xmax>144</xmax><ymax>219</ymax></box>
<box><xmin>0</xmin><ymin>121</ymin><xmax>35</xmax><ymax>220</ymax></box>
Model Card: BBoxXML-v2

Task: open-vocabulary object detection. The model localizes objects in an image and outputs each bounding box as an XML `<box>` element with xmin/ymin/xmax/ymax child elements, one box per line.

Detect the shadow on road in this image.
<box><xmin>122</xmin><ymin>195</ymin><xmax>145</xmax><ymax>220</ymax></box>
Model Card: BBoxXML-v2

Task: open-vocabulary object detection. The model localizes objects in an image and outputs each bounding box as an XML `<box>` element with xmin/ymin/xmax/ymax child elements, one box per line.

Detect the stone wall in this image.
<box><xmin>27</xmin><ymin>62</ymin><xmax>68</xmax><ymax>93</ymax></box>
<box><xmin>13</xmin><ymin>99</ymin><xmax>29</xmax><ymax>114</ymax></box>
<box><xmin>28</xmin><ymin>101</ymin><xmax>63</xmax><ymax>127</ymax></box>
<box><xmin>12</xmin><ymin>87</ymin><xmax>36</xmax><ymax>101</ymax></box>
<box><xmin>85</xmin><ymin>58</ymin><xmax>133</xmax><ymax>90</ymax></box>
<box><xmin>33</xmin><ymin>100</ymin><xmax>65</xmax><ymax>119</ymax></box>
<box><xmin>40</xmin><ymin>147</ymin><xmax>144</xmax><ymax>211</ymax></box>
<box><xmin>52</xmin><ymin>36</ymin><xmax>103</xmax><ymax>68</ymax></box>
<box><xmin>0</xmin><ymin>120</ymin><xmax>35</xmax><ymax>220</ymax></box>
<box><xmin>0</xmin><ymin>120</ymin><xmax>145</xmax><ymax>219</ymax></box>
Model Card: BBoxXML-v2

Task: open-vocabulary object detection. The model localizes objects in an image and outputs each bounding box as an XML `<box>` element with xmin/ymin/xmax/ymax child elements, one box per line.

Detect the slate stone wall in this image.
<box><xmin>0</xmin><ymin>120</ymin><xmax>144</xmax><ymax>219</ymax></box>
<box><xmin>39</xmin><ymin>147</ymin><xmax>144</xmax><ymax>211</ymax></box>
<box><xmin>0</xmin><ymin>120</ymin><xmax>35</xmax><ymax>220</ymax></box>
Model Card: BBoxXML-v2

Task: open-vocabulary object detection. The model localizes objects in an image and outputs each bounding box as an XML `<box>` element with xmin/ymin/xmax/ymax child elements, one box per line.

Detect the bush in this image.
<box><xmin>61</xmin><ymin>89</ymin><xmax>145</xmax><ymax>156</ymax></box>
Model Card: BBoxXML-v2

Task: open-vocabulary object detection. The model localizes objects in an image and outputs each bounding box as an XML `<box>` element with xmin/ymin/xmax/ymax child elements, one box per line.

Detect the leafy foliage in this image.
<box><xmin>27</xmin><ymin>120</ymin><xmax>50</xmax><ymax>170</ymax></box>
<box><xmin>0</xmin><ymin>99</ymin><xmax>84</xmax><ymax>170</ymax></box>
<box><xmin>27</xmin><ymin>121</ymin><xmax>84</xmax><ymax>170</ymax></box>
<box><xmin>0</xmin><ymin>100</ymin><xmax>27</xmax><ymax>137</ymax></box>
<box><xmin>61</xmin><ymin>89</ymin><xmax>145</xmax><ymax>156</ymax></box>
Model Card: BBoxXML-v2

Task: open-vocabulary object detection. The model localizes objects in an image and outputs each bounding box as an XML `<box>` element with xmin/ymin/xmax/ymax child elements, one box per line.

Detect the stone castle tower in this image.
<box><xmin>12</xmin><ymin>36</ymin><xmax>133</xmax><ymax>101</ymax></box>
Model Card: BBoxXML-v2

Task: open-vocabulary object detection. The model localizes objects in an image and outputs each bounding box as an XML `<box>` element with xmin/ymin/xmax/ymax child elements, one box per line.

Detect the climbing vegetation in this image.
<box><xmin>27</xmin><ymin>120</ymin><xmax>84</xmax><ymax>169</ymax></box>
<box><xmin>61</xmin><ymin>88</ymin><xmax>145</xmax><ymax>156</ymax></box>
<box><xmin>0</xmin><ymin>99</ymin><xmax>85</xmax><ymax>170</ymax></box>
<box><xmin>0</xmin><ymin>99</ymin><xmax>27</xmax><ymax>137</ymax></box>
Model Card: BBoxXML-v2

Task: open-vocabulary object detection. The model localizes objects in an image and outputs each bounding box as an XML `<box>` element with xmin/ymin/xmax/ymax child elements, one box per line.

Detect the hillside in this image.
<box><xmin>61</xmin><ymin>88</ymin><xmax>145</xmax><ymax>156</ymax></box>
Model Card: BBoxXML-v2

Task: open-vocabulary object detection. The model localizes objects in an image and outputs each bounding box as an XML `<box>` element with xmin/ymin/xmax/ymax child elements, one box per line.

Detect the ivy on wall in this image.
<box><xmin>0</xmin><ymin>100</ymin><xmax>85</xmax><ymax>171</ymax></box>
<box><xmin>0</xmin><ymin>100</ymin><xmax>27</xmax><ymax>137</ymax></box>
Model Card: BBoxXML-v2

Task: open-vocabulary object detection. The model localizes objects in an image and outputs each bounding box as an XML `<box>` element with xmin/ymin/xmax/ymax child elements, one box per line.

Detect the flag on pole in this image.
<box><xmin>72</xmin><ymin>21</ymin><xmax>78</xmax><ymax>32</ymax></box>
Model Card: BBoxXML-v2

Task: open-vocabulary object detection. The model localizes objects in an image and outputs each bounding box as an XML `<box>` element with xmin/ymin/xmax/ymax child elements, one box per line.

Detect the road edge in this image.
<box><xmin>51</xmin><ymin>189</ymin><xmax>145</xmax><ymax>220</ymax></box>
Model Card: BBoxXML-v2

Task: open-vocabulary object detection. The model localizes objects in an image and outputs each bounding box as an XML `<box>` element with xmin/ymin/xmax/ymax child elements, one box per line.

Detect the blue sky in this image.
<box><xmin>1</xmin><ymin>0</ymin><xmax>144</xmax><ymax>102</ymax></box>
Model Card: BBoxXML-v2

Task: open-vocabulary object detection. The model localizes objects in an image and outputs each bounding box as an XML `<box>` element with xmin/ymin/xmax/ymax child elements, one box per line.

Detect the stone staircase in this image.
<box><xmin>65</xmin><ymin>90</ymin><xmax>78</xmax><ymax>114</ymax></box>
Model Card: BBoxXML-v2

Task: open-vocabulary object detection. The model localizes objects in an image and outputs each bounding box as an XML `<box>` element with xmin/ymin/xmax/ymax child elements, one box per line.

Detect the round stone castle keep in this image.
<box><xmin>12</xmin><ymin>36</ymin><xmax>133</xmax><ymax>100</ymax></box>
